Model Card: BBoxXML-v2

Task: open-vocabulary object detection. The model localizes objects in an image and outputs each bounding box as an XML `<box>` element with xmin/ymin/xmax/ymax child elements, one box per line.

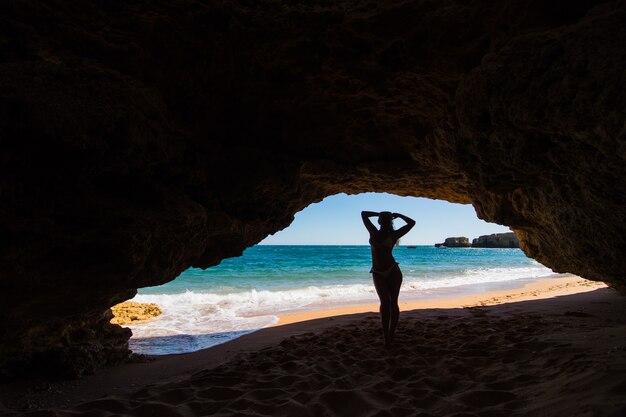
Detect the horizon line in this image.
<box><xmin>255</xmin><ymin>243</ymin><xmax>520</xmax><ymax>247</ymax></box>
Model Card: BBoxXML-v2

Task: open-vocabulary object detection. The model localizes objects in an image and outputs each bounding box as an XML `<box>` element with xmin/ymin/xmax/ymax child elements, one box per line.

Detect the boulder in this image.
<box><xmin>111</xmin><ymin>302</ymin><xmax>162</xmax><ymax>326</ymax></box>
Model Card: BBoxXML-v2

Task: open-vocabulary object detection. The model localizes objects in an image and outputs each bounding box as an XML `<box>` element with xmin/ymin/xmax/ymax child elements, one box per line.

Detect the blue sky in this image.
<box><xmin>260</xmin><ymin>193</ymin><xmax>511</xmax><ymax>245</ymax></box>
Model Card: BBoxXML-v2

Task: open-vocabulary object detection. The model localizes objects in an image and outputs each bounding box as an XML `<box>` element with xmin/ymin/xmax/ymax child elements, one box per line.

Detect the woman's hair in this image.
<box><xmin>378</xmin><ymin>211</ymin><xmax>394</xmax><ymax>230</ymax></box>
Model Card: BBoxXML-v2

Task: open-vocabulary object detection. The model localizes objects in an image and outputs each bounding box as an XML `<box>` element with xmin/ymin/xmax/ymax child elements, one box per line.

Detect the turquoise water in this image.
<box><xmin>129</xmin><ymin>245</ymin><xmax>553</xmax><ymax>355</ymax></box>
<box><xmin>140</xmin><ymin>245</ymin><xmax>547</xmax><ymax>294</ymax></box>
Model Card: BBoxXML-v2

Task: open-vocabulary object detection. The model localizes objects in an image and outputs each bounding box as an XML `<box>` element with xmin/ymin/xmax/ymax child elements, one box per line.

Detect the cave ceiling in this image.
<box><xmin>0</xmin><ymin>0</ymin><xmax>624</xmax><ymax>376</ymax></box>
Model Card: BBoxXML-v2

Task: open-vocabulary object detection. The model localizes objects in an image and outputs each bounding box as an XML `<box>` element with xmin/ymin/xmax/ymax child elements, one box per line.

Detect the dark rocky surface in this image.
<box><xmin>0</xmin><ymin>0</ymin><xmax>624</xmax><ymax>376</ymax></box>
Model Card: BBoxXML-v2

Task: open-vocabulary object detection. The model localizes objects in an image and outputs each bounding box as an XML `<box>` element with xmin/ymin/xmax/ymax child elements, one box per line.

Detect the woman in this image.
<box><xmin>361</xmin><ymin>211</ymin><xmax>415</xmax><ymax>347</ymax></box>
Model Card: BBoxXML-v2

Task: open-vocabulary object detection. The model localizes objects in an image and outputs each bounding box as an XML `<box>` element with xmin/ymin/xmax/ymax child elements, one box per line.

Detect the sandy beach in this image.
<box><xmin>275</xmin><ymin>274</ymin><xmax>604</xmax><ymax>326</ymax></box>
<box><xmin>2</xmin><ymin>275</ymin><xmax>625</xmax><ymax>416</ymax></box>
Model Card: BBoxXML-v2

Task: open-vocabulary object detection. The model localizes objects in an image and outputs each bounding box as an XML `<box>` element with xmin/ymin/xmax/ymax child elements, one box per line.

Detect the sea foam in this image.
<box><xmin>127</xmin><ymin>263</ymin><xmax>553</xmax><ymax>355</ymax></box>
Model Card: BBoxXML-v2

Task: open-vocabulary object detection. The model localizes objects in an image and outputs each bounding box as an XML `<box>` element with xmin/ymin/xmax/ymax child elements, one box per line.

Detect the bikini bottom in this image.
<box><xmin>369</xmin><ymin>262</ymin><xmax>399</xmax><ymax>279</ymax></box>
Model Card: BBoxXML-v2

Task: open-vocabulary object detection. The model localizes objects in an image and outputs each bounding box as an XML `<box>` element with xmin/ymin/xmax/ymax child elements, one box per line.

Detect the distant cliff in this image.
<box><xmin>435</xmin><ymin>233</ymin><xmax>520</xmax><ymax>248</ymax></box>
<box><xmin>472</xmin><ymin>232</ymin><xmax>520</xmax><ymax>248</ymax></box>
<box><xmin>435</xmin><ymin>237</ymin><xmax>471</xmax><ymax>248</ymax></box>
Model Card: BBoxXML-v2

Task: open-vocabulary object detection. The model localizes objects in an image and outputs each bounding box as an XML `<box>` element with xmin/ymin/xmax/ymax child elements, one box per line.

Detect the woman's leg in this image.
<box><xmin>372</xmin><ymin>274</ymin><xmax>391</xmax><ymax>346</ymax></box>
<box><xmin>387</xmin><ymin>267</ymin><xmax>403</xmax><ymax>343</ymax></box>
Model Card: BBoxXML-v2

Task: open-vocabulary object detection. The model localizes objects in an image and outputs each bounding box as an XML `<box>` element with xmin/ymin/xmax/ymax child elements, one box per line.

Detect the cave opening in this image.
<box><xmin>1</xmin><ymin>0</ymin><xmax>624</xmax><ymax>412</ymax></box>
<box><xmin>117</xmin><ymin>193</ymin><xmax>553</xmax><ymax>356</ymax></box>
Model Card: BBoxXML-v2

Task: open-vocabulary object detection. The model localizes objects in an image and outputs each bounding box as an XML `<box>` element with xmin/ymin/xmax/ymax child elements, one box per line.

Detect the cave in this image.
<box><xmin>1</xmin><ymin>0</ymin><xmax>625</xmax><ymax>380</ymax></box>
<box><xmin>121</xmin><ymin>194</ymin><xmax>522</xmax><ymax>357</ymax></box>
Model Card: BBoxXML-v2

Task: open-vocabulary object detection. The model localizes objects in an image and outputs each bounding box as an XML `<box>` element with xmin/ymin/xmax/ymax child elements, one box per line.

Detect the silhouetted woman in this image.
<box><xmin>361</xmin><ymin>211</ymin><xmax>415</xmax><ymax>347</ymax></box>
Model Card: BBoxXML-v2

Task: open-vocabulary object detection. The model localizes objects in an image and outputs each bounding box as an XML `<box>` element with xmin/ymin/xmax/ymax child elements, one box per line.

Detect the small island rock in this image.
<box><xmin>472</xmin><ymin>232</ymin><xmax>520</xmax><ymax>248</ymax></box>
<box><xmin>435</xmin><ymin>237</ymin><xmax>471</xmax><ymax>248</ymax></box>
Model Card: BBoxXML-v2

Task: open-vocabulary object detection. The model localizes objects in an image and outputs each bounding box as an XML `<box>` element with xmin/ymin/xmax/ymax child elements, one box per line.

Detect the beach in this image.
<box><xmin>3</xmin><ymin>275</ymin><xmax>624</xmax><ymax>416</ymax></box>
<box><xmin>125</xmin><ymin>245</ymin><xmax>561</xmax><ymax>355</ymax></box>
<box><xmin>3</xmin><ymin>4</ymin><xmax>625</xmax><ymax>416</ymax></box>
<box><xmin>275</xmin><ymin>274</ymin><xmax>604</xmax><ymax>325</ymax></box>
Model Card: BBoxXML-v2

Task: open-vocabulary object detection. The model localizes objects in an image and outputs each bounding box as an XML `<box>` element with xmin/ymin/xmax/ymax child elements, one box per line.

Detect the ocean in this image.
<box><xmin>129</xmin><ymin>245</ymin><xmax>555</xmax><ymax>355</ymax></box>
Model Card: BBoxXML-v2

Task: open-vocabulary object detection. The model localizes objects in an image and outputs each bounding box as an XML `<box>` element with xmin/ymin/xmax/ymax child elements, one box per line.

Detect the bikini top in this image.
<box><xmin>369</xmin><ymin>233</ymin><xmax>395</xmax><ymax>249</ymax></box>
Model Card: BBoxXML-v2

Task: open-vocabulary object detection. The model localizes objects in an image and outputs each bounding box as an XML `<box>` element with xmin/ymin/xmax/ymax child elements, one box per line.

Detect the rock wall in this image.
<box><xmin>0</xmin><ymin>0</ymin><xmax>624</xmax><ymax>376</ymax></box>
<box><xmin>472</xmin><ymin>233</ymin><xmax>520</xmax><ymax>248</ymax></box>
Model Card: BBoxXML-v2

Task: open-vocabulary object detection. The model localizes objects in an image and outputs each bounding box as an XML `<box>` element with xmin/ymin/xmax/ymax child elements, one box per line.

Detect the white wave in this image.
<box><xmin>127</xmin><ymin>265</ymin><xmax>553</xmax><ymax>355</ymax></box>
<box><xmin>131</xmin><ymin>284</ymin><xmax>377</xmax><ymax>335</ymax></box>
<box><xmin>402</xmin><ymin>266</ymin><xmax>554</xmax><ymax>290</ymax></box>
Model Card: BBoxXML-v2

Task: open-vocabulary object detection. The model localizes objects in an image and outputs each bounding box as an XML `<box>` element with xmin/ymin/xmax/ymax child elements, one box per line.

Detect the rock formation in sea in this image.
<box><xmin>0</xmin><ymin>0</ymin><xmax>624</xmax><ymax>376</ymax></box>
<box><xmin>436</xmin><ymin>237</ymin><xmax>472</xmax><ymax>248</ymax></box>
<box><xmin>110</xmin><ymin>302</ymin><xmax>162</xmax><ymax>326</ymax></box>
<box><xmin>472</xmin><ymin>233</ymin><xmax>520</xmax><ymax>248</ymax></box>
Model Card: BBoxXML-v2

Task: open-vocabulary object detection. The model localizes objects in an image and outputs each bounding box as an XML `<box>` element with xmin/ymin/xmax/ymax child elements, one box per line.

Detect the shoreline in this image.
<box><xmin>274</xmin><ymin>274</ymin><xmax>605</xmax><ymax>326</ymax></box>
<box><xmin>125</xmin><ymin>273</ymin><xmax>600</xmax><ymax>355</ymax></box>
<box><xmin>125</xmin><ymin>245</ymin><xmax>560</xmax><ymax>356</ymax></box>
<box><xmin>2</xmin><ymin>278</ymin><xmax>622</xmax><ymax>416</ymax></box>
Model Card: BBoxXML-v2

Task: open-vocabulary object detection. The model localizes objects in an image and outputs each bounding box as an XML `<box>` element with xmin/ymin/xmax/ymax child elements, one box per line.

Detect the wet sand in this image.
<box><xmin>2</xmin><ymin>276</ymin><xmax>625</xmax><ymax>416</ymax></box>
<box><xmin>275</xmin><ymin>274</ymin><xmax>604</xmax><ymax>326</ymax></box>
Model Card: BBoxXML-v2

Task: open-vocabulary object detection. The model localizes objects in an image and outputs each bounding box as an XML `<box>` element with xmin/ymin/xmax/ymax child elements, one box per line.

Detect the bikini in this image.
<box><xmin>369</xmin><ymin>234</ymin><xmax>399</xmax><ymax>278</ymax></box>
<box><xmin>370</xmin><ymin>262</ymin><xmax>399</xmax><ymax>278</ymax></box>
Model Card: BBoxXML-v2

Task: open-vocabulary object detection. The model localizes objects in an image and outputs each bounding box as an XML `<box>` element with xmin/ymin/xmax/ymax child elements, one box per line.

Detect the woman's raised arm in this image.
<box><xmin>392</xmin><ymin>212</ymin><xmax>415</xmax><ymax>238</ymax></box>
<box><xmin>361</xmin><ymin>211</ymin><xmax>379</xmax><ymax>234</ymax></box>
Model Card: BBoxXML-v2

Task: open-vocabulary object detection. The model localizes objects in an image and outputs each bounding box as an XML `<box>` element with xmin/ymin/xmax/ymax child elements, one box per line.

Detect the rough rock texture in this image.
<box><xmin>472</xmin><ymin>232</ymin><xmax>520</xmax><ymax>248</ymax></box>
<box><xmin>0</xmin><ymin>0</ymin><xmax>625</xmax><ymax>376</ymax></box>
<box><xmin>110</xmin><ymin>302</ymin><xmax>162</xmax><ymax>326</ymax></box>
<box><xmin>438</xmin><ymin>237</ymin><xmax>472</xmax><ymax>248</ymax></box>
